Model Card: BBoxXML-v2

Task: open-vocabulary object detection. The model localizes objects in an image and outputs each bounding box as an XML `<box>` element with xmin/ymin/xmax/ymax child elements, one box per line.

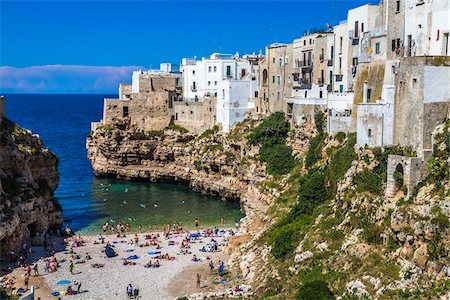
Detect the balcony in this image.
<box><xmin>318</xmin><ymin>78</ymin><xmax>325</xmax><ymax>85</ymax></box>
<box><xmin>293</xmin><ymin>79</ymin><xmax>312</xmax><ymax>89</ymax></box>
<box><xmin>335</xmin><ymin>74</ymin><xmax>343</xmax><ymax>82</ymax></box>
<box><xmin>299</xmin><ymin>60</ymin><xmax>313</xmax><ymax>67</ymax></box>
<box><xmin>319</xmin><ymin>54</ymin><xmax>324</xmax><ymax>62</ymax></box>
<box><xmin>327</xmin><ymin>60</ymin><xmax>333</xmax><ymax>67</ymax></box>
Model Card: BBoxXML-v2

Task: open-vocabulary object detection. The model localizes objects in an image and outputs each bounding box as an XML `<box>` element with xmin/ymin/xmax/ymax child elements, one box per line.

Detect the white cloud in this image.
<box><xmin>0</xmin><ymin>65</ymin><xmax>144</xmax><ymax>93</ymax></box>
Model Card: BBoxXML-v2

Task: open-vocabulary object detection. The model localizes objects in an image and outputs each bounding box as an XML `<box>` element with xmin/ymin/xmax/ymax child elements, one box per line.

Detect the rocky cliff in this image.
<box><xmin>0</xmin><ymin>117</ymin><xmax>62</xmax><ymax>255</ymax></box>
<box><xmin>87</xmin><ymin>115</ymin><xmax>450</xmax><ymax>299</ymax></box>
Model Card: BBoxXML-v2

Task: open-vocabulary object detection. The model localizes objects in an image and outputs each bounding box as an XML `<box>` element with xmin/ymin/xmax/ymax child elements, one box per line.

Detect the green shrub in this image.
<box><xmin>352</xmin><ymin>168</ymin><xmax>383</xmax><ymax>195</ymax></box>
<box><xmin>248</xmin><ymin>112</ymin><xmax>289</xmax><ymax>147</ymax></box>
<box><xmin>305</xmin><ymin>133</ymin><xmax>325</xmax><ymax>168</ymax></box>
<box><xmin>167</xmin><ymin>119</ymin><xmax>188</xmax><ymax>133</ymax></box>
<box><xmin>267</xmin><ymin>168</ymin><xmax>330</xmax><ymax>258</ymax></box>
<box><xmin>314</xmin><ymin>111</ymin><xmax>325</xmax><ymax>134</ymax></box>
<box><xmin>199</xmin><ymin>125</ymin><xmax>219</xmax><ymax>140</ymax></box>
<box><xmin>334</xmin><ymin>132</ymin><xmax>346</xmax><ymax>143</ymax></box>
<box><xmin>260</xmin><ymin>144</ymin><xmax>296</xmax><ymax>176</ymax></box>
<box><xmin>248</xmin><ymin>112</ymin><xmax>294</xmax><ymax>175</ymax></box>
<box><xmin>327</xmin><ymin>134</ymin><xmax>356</xmax><ymax>191</ymax></box>
<box><xmin>296</xmin><ymin>280</ymin><xmax>335</xmax><ymax>300</ymax></box>
<box><xmin>193</xmin><ymin>160</ymin><xmax>202</xmax><ymax>171</ymax></box>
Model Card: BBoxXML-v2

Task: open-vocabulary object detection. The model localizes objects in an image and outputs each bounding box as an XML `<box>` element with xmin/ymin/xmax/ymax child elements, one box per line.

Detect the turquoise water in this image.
<box><xmin>5</xmin><ymin>94</ymin><xmax>244</xmax><ymax>233</ymax></box>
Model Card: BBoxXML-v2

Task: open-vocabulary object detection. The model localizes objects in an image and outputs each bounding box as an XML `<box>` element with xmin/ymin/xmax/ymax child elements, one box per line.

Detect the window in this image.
<box><xmin>192</xmin><ymin>81</ymin><xmax>196</xmax><ymax>91</ymax></box>
<box><xmin>330</xmin><ymin>46</ymin><xmax>334</xmax><ymax>59</ymax></box>
<box><xmin>368</xmin><ymin>129</ymin><xmax>372</xmax><ymax>137</ymax></box>
<box><xmin>213</xmin><ymin>66</ymin><xmax>217</xmax><ymax>72</ymax></box>
<box><xmin>303</xmin><ymin>40</ymin><xmax>306</xmax><ymax>46</ymax></box>
<box><xmin>214</xmin><ymin>81</ymin><xmax>217</xmax><ymax>86</ymax></box>
<box><xmin>277</xmin><ymin>92</ymin><xmax>280</xmax><ymax>100</ymax></box>
<box><xmin>277</xmin><ymin>76</ymin><xmax>281</xmax><ymax>86</ymax></box>
<box><xmin>262</xmin><ymin>69</ymin><xmax>268</xmax><ymax>85</ymax></box>
<box><xmin>241</xmin><ymin>69</ymin><xmax>246</xmax><ymax>78</ymax></box>
<box><xmin>208</xmin><ymin>66</ymin><xmax>211</xmax><ymax>72</ymax></box>
<box><xmin>273</xmin><ymin>57</ymin><xmax>275</xmax><ymax>63</ymax></box>
<box><xmin>339</xmin><ymin>57</ymin><xmax>342</xmax><ymax>69</ymax></box>
<box><xmin>255</xmin><ymin>91</ymin><xmax>259</xmax><ymax>97</ymax></box>
<box><xmin>340</xmin><ymin>37</ymin><xmax>343</xmax><ymax>52</ymax></box>
<box><xmin>367</xmin><ymin>88</ymin><xmax>372</xmax><ymax>101</ymax></box>
<box><xmin>208</xmin><ymin>81</ymin><xmax>211</xmax><ymax>86</ymax></box>
<box><xmin>375</xmin><ymin>42</ymin><xmax>380</xmax><ymax>54</ymax></box>
<box><xmin>355</xmin><ymin>21</ymin><xmax>359</xmax><ymax>38</ymax></box>
<box><xmin>222</xmin><ymin>89</ymin><xmax>225</xmax><ymax>99</ymax></box>
<box><xmin>304</xmin><ymin>91</ymin><xmax>307</xmax><ymax>98</ymax></box>
<box><xmin>272</xmin><ymin>76</ymin><xmax>275</xmax><ymax>83</ymax></box>
<box><xmin>226</xmin><ymin>66</ymin><xmax>231</xmax><ymax>77</ymax></box>
<box><xmin>396</xmin><ymin>0</ymin><xmax>400</xmax><ymax>12</ymax></box>
<box><xmin>279</xmin><ymin>58</ymin><xmax>282</xmax><ymax>67</ymax></box>
<box><xmin>309</xmin><ymin>38</ymin><xmax>312</xmax><ymax>45</ymax></box>
<box><xmin>319</xmin><ymin>91</ymin><xmax>323</xmax><ymax>98</ymax></box>
<box><xmin>413</xmin><ymin>78</ymin><xmax>417</xmax><ymax>86</ymax></box>
<box><xmin>123</xmin><ymin>106</ymin><xmax>129</xmax><ymax>117</ymax></box>
<box><xmin>192</xmin><ymin>70</ymin><xmax>195</xmax><ymax>75</ymax></box>
<box><xmin>361</xmin><ymin>23</ymin><xmax>364</xmax><ymax>33</ymax></box>
<box><xmin>391</xmin><ymin>39</ymin><xmax>396</xmax><ymax>51</ymax></box>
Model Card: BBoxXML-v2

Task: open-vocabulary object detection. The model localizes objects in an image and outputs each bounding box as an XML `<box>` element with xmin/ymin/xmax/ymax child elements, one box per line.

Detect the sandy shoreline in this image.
<box><xmin>1</xmin><ymin>227</ymin><xmax>240</xmax><ymax>300</ymax></box>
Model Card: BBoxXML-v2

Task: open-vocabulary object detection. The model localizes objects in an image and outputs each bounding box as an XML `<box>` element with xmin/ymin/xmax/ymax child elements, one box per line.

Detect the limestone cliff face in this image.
<box><xmin>0</xmin><ymin>117</ymin><xmax>62</xmax><ymax>254</ymax></box>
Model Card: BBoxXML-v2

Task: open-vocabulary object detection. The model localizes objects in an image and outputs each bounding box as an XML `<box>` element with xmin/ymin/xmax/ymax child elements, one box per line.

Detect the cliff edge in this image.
<box><xmin>0</xmin><ymin>117</ymin><xmax>62</xmax><ymax>255</ymax></box>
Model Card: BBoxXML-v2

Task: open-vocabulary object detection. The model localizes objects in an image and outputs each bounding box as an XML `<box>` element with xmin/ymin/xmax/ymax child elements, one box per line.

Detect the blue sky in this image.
<box><xmin>0</xmin><ymin>0</ymin><xmax>369</xmax><ymax>93</ymax></box>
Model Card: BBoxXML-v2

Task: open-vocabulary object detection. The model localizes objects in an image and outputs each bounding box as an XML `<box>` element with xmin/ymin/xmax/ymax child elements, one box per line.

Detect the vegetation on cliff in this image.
<box><xmin>244</xmin><ymin>113</ymin><xmax>450</xmax><ymax>300</ymax></box>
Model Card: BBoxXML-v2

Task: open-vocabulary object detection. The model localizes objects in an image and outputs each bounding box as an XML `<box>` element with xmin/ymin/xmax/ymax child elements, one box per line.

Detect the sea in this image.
<box><xmin>5</xmin><ymin>94</ymin><xmax>243</xmax><ymax>234</ymax></box>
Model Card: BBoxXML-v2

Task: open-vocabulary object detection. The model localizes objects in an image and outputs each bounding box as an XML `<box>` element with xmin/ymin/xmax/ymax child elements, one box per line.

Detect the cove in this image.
<box><xmin>5</xmin><ymin>94</ymin><xmax>244</xmax><ymax>233</ymax></box>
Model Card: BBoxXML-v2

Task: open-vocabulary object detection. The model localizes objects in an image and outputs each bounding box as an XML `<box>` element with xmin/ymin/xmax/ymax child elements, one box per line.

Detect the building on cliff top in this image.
<box><xmin>178</xmin><ymin>52</ymin><xmax>262</xmax><ymax>132</ymax></box>
<box><xmin>92</xmin><ymin>64</ymin><xmax>182</xmax><ymax>132</ymax></box>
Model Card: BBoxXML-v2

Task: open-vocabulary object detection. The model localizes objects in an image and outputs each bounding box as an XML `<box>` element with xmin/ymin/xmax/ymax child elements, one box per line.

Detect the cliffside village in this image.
<box><xmin>92</xmin><ymin>0</ymin><xmax>450</xmax><ymax>197</ymax></box>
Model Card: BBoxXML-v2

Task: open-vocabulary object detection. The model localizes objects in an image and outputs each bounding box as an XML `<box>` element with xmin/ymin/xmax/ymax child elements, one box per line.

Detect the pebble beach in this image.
<box><xmin>2</xmin><ymin>228</ymin><xmax>238</xmax><ymax>300</ymax></box>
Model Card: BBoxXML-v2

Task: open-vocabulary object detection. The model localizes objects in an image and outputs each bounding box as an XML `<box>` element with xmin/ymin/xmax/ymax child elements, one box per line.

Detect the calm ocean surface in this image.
<box><xmin>5</xmin><ymin>94</ymin><xmax>243</xmax><ymax>233</ymax></box>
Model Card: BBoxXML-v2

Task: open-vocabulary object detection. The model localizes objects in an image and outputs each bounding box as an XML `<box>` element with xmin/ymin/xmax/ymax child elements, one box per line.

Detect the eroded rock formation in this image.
<box><xmin>0</xmin><ymin>117</ymin><xmax>62</xmax><ymax>254</ymax></box>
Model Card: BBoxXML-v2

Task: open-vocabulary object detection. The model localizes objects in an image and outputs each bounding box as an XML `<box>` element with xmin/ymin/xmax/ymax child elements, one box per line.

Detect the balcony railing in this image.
<box><xmin>299</xmin><ymin>60</ymin><xmax>313</xmax><ymax>67</ymax></box>
<box><xmin>327</xmin><ymin>60</ymin><xmax>333</xmax><ymax>67</ymax></box>
<box><xmin>335</xmin><ymin>74</ymin><xmax>343</xmax><ymax>82</ymax></box>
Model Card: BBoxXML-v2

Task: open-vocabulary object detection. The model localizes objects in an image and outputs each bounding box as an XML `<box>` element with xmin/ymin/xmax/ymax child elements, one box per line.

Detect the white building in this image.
<box><xmin>217</xmin><ymin>80</ymin><xmax>259</xmax><ymax>132</ymax></box>
<box><xmin>333</xmin><ymin>21</ymin><xmax>350</xmax><ymax>93</ymax></box>
<box><xmin>404</xmin><ymin>0</ymin><xmax>450</xmax><ymax>56</ymax></box>
<box><xmin>180</xmin><ymin>52</ymin><xmax>261</xmax><ymax>132</ymax></box>
<box><xmin>181</xmin><ymin>53</ymin><xmax>259</xmax><ymax>101</ymax></box>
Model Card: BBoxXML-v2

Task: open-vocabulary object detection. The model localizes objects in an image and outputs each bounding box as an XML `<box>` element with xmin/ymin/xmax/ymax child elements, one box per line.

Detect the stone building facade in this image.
<box><xmin>98</xmin><ymin>72</ymin><xmax>180</xmax><ymax>132</ymax></box>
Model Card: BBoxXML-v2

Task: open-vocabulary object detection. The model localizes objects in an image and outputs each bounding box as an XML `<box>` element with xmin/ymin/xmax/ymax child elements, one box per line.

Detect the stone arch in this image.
<box><xmin>386</xmin><ymin>155</ymin><xmax>426</xmax><ymax>198</ymax></box>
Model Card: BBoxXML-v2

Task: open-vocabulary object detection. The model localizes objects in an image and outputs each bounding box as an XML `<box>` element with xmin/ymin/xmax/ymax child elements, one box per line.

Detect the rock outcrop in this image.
<box><xmin>0</xmin><ymin>117</ymin><xmax>62</xmax><ymax>255</ymax></box>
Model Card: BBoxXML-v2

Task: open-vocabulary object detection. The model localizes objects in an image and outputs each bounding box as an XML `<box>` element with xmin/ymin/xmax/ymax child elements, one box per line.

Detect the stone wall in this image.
<box><xmin>173</xmin><ymin>98</ymin><xmax>216</xmax><ymax>134</ymax></box>
<box><xmin>393</xmin><ymin>57</ymin><xmax>450</xmax><ymax>157</ymax></box>
<box><xmin>386</xmin><ymin>155</ymin><xmax>427</xmax><ymax>198</ymax></box>
<box><xmin>356</xmin><ymin>103</ymin><xmax>384</xmax><ymax>147</ymax></box>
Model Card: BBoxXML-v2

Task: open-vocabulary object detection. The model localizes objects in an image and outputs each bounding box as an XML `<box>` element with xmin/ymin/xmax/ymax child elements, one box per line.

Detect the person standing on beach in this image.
<box><xmin>75</xmin><ymin>279</ymin><xmax>81</xmax><ymax>294</ymax></box>
<box><xmin>138</xmin><ymin>224</ymin><xmax>142</xmax><ymax>232</ymax></box>
<box><xmin>195</xmin><ymin>218</ymin><xmax>199</xmax><ymax>228</ymax></box>
<box><xmin>69</xmin><ymin>261</ymin><xmax>74</xmax><ymax>274</ymax></box>
<box><xmin>196</xmin><ymin>274</ymin><xmax>201</xmax><ymax>289</ymax></box>
<box><xmin>33</xmin><ymin>263</ymin><xmax>39</xmax><ymax>276</ymax></box>
<box><xmin>221</xmin><ymin>217</ymin><xmax>224</xmax><ymax>225</ymax></box>
<box><xmin>127</xmin><ymin>283</ymin><xmax>133</xmax><ymax>298</ymax></box>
